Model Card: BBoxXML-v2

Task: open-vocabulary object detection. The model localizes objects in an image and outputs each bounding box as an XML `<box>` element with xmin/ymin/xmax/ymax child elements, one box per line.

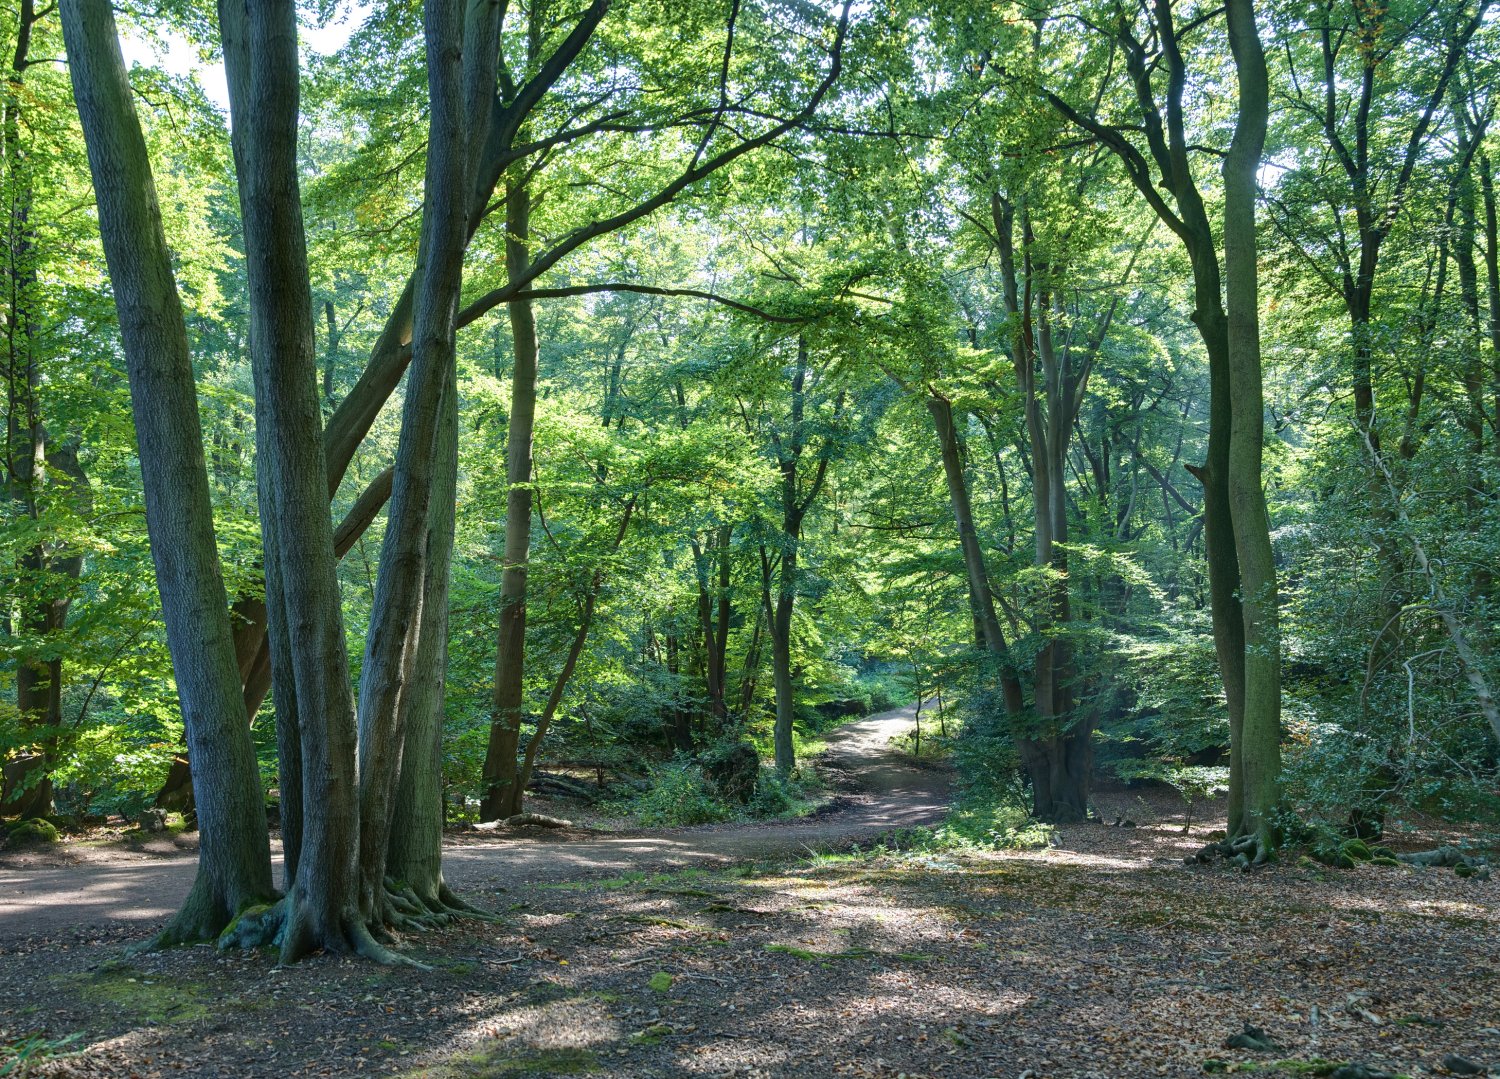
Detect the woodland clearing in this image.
<box><xmin>1</xmin><ymin>707</ymin><xmax>1495</xmax><ymax>1079</ymax></box>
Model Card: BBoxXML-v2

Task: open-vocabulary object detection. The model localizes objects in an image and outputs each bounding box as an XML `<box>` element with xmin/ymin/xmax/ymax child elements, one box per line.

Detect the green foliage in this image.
<box><xmin>606</xmin><ymin>759</ymin><xmax>736</xmax><ymax>828</ymax></box>
<box><xmin>0</xmin><ymin>1033</ymin><xmax>82</xmax><ymax>1078</ymax></box>
<box><xmin>50</xmin><ymin>721</ymin><xmax>179</xmax><ymax>820</ymax></box>
<box><xmin>10</xmin><ymin>0</ymin><xmax>1500</xmax><ymax>852</ymax></box>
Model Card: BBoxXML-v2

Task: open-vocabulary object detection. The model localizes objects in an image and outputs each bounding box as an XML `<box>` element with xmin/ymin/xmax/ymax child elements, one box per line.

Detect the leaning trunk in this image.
<box><xmin>61</xmin><ymin>0</ymin><xmax>273</xmax><ymax>943</ymax></box>
<box><xmin>926</xmin><ymin>394</ymin><xmax>1025</xmax><ymax>715</ymax></box>
<box><xmin>354</xmin><ymin>0</ymin><xmax>470</xmax><ymax>924</ymax></box>
<box><xmin>387</xmin><ymin>349</ymin><xmax>459</xmax><ymax>912</ymax></box>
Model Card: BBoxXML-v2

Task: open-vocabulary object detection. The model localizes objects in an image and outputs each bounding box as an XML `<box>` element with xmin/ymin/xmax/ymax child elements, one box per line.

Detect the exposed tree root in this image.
<box><xmin>1397</xmin><ymin>845</ymin><xmax>1491</xmax><ymax>879</ymax></box>
<box><xmin>384</xmin><ymin>876</ymin><xmax>503</xmax><ymax>927</ymax></box>
<box><xmin>1189</xmin><ymin>827</ymin><xmax>1275</xmax><ymax>872</ymax></box>
<box><xmin>215</xmin><ymin>890</ymin><xmax>433</xmax><ymax>967</ymax></box>
<box><xmin>133</xmin><ymin>875</ymin><xmax>278</xmax><ymax>953</ymax></box>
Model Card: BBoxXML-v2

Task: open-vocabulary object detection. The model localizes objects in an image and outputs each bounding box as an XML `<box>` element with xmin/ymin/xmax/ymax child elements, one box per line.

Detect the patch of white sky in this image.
<box><xmin>117</xmin><ymin>4</ymin><xmax>372</xmax><ymax>114</ymax></box>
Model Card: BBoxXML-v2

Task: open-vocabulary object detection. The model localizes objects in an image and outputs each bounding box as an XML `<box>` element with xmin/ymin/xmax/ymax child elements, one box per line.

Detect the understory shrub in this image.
<box><xmin>611</xmin><ymin>759</ymin><xmax>736</xmax><ymax>827</ymax></box>
<box><xmin>747</xmin><ymin>767</ymin><xmax>822</xmax><ymax>818</ymax></box>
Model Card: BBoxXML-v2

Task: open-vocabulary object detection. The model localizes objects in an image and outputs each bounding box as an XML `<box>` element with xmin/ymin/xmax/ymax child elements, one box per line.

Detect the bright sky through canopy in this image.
<box><xmin>117</xmin><ymin>5</ymin><xmax>370</xmax><ymax>112</ymax></box>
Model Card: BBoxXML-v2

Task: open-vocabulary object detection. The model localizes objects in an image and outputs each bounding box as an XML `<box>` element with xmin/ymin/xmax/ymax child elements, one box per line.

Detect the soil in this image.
<box><xmin>1</xmin><ymin>703</ymin><xmax>1496</xmax><ymax>1079</ymax></box>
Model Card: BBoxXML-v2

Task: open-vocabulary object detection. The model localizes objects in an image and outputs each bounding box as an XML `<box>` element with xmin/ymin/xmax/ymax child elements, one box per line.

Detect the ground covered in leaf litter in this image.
<box><xmin>1</xmin><ymin>799</ymin><xmax>1496</xmax><ymax>1079</ymax></box>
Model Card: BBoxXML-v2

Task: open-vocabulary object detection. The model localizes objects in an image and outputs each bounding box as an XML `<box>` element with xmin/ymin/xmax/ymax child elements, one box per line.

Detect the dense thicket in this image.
<box><xmin>2</xmin><ymin>0</ymin><xmax>1497</xmax><ymax>951</ymax></box>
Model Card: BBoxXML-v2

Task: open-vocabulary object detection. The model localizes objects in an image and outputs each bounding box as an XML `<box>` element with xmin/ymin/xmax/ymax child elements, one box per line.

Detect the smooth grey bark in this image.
<box><xmin>60</xmin><ymin>0</ymin><xmax>274</xmax><ymax>943</ymax></box>
<box><xmin>218</xmin><ymin>0</ymin><xmax>382</xmax><ymax>957</ymax></box>
<box><xmin>355</xmin><ymin>0</ymin><xmax>471</xmax><ymax>925</ymax></box>
<box><xmin>479</xmin><ymin>173</ymin><xmax>539</xmax><ymax>822</ymax></box>
<box><xmin>1223</xmin><ymin>0</ymin><xmax>1281</xmax><ymax>852</ymax></box>
<box><xmin>387</xmin><ymin>361</ymin><xmax>458</xmax><ymax>911</ymax></box>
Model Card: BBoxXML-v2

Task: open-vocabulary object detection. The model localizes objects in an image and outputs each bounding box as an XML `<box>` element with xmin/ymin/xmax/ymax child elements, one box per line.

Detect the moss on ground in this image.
<box><xmin>50</xmin><ymin>965</ymin><xmax>209</xmax><ymax>1025</ymax></box>
<box><xmin>5</xmin><ymin>818</ymin><xmax>59</xmax><ymax>845</ymax></box>
<box><xmin>408</xmin><ymin>1046</ymin><xmax>601</xmax><ymax>1077</ymax></box>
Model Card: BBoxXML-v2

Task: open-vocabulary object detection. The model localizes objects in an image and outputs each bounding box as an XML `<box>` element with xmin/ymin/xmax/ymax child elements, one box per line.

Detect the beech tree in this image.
<box><xmin>59</xmin><ymin>0</ymin><xmax>275</xmax><ymax>943</ymax></box>
<box><xmin>16</xmin><ymin>0</ymin><xmax>1496</xmax><ymax>951</ymax></box>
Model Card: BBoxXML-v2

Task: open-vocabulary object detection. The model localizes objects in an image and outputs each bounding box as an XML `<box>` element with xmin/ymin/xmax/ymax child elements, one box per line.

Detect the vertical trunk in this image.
<box><xmin>1451</xmin><ymin>84</ymin><xmax>1488</xmax><ymax>461</ymax></box>
<box><xmin>692</xmin><ymin>524</ymin><xmax>733</xmax><ymax>726</ymax></box>
<box><xmin>153</xmin><ymin>467</ymin><xmax>393</xmax><ymax>816</ymax></box>
<box><xmin>323</xmin><ymin>299</ymin><xmax>339</xmax><ymax>403</ymax></box>
<box><xmin>1223</xmin><ymin>0</ymin><xmax>1280</xmax><ymax>852</ymax></box>
<box><xmin>3</xmin><ymin>0</ymin><xmax>73</xmax><ymax>821</ymax></box>
<box><xmin>1188</xmin><ymin>308</ymin><xmax>1246</xmax><ymax>831</ymax></box>
<box><xmin>1480</xmin><ymin>154</ymin><xmax>1500</xmax><ymax>442</ymax></box>
<box><xmin>1014</xmin><ymin>288</ymin><xmax>1091</xmax><ymax>822</ymax></box>
<box><xmin>480</xmin><ymin>176</ymin><xmax>539</xmax><ymax>822</ymax></box>
<box><xmin>762</xmin><ymin>339</ymin><xmax>832</xmax><ymax>776</ymax></box>
<box><xmin>219</xmin><ymin>0</ymin><xmax>377</xmax><ymax>956</ymax></box>
<box><xmin>61</xmin><ymin>0</ymin><xmax>273</xmax><ymax>941</ymax></box>
<box><xmin>387</xmin><ymin>350</ymin><xmax>458</xmax><ymax>911</ymax></box>
<box><xmin>769</xmin><ymin>546</ymin><xmax>797</xmax><ymax>773</ymax></box>
<box><xmin>354</xmin><ymin>0</ymin><xmax>469</xmax><ymax>926</ymax></box>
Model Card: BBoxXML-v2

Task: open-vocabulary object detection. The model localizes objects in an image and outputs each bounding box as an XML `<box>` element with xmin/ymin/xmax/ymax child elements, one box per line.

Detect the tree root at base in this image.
<box><xmin>1189</xmin><ymin>828</ymin><xmax>1274</xmax><ymax>872</ymax></box>
<box><xmin>215</xmin><ymin>891</ymin><xmax>433</xmax><ymax>967</ymax></box>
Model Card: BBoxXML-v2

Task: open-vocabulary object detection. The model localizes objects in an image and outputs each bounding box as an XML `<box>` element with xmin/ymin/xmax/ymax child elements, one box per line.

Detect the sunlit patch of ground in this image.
<box><xmin>2</xmin><ymin>810</ymin><xmax>1496</xmax><ymax>1079</ymax></box>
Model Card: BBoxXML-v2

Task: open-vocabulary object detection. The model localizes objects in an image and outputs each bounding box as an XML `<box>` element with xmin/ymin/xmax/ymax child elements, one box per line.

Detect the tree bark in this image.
<box><xmin>1223</xmin><ymin>0</ymin><xmax>1281</xmax><ymax>852</ymax></box>
<box><xmin>386</xmin><ymin>345</ymin><xmax>459</xmax><ymax>913</ymax></box>
<box><xmin>480</xmin><ymin>173</ymin><xmax>540</xmax><ymax>822</ymax></box>
<box><xmin>61</xmin><ymin>0</ymin><xmax>273</xmax><ymax>942</ymax></box>
<box><xmin>926</xmin><ymin>394</ymin><xmax>1026</xmax><ymax>717</ymax></box>
<box><xmin>354</xmin><ymin>0</ymin><xmax>470</xmax><ymax>927</ymax></box>
<box><xmin>219</xmin><ymin>0</ymin><xmax>378</xmax><ymax>957</ymax></box>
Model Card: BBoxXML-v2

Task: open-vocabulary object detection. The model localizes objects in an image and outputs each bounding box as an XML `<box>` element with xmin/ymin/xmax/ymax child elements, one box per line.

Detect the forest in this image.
<box><xmin>0</xmin><ymin>0</ymin><xmax>1497</xmax><ymax>1076</ymax></box>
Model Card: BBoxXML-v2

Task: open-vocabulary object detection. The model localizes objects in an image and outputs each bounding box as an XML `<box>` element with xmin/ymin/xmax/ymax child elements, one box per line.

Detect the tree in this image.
<box><xmin>1040</xmin><ymin>0</ymin><xmax>1282</xmax><ymax>855</ymax></box>
<box><xmin>59</xmin><ymin>0</ymin><xmax>274</xmax><ymax>943</ymax></box>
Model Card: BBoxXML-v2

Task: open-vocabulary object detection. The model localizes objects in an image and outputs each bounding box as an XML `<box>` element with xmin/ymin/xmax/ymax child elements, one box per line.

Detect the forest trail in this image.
<box><xmin>0</xmin><ymin>703</ymin><xmax>948</xmax><ymax>942</ymax></box>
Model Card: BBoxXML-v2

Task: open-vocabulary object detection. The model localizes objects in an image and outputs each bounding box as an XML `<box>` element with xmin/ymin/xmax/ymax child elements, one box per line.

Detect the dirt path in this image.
<box><xmin>0</xmin><ymin>703</ymin><xmax>947</xmax><ymax>941</ymax></box>
<box><xmin>4</xmin><ymin>713</ymin><xmax>1498</xmax><ymax>1079</ymax></box>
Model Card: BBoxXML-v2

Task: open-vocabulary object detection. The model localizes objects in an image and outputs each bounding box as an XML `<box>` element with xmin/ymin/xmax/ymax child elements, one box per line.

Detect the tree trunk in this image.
<box><xmin>152</xmin><ymin>469</ymin><xmax>391</xmax><ymax>817</ymax></box>
<box><xmin>769</xmin><ymin>546</ymin><xmax>797</xmax><ymax>774</ymax></box>
<box><xmin>926</xmin><ymin>393</ymin><xmax>1025</xmax><ymax>715</ymax></box>
<box><xmin>387</xmin><ymin>346</ymin><xmax>459</xmax><ymax>913</ymax></box>
<box><xmin>219</xmin><ymin>0</ymin><xmax>383</xmax><ymax>957</ymax></box>
<box><xmin>61</xmin><ymin>0</ymin><xmax>273</xmax><ymax>942</ymax></box>
<box><xmin>481</xmin><ymin>174</ymin><xmax>540</xmax><ymax>822</ymax></box>
<box><xmin>1222</xmin><ymin>0</ymin><xmax>1281</xmax><ymax>853</ymax></box>
<box><xmin>353</xmin><ymin>0</ymin><xmax>470</xmax><ymax>929</ymax></box>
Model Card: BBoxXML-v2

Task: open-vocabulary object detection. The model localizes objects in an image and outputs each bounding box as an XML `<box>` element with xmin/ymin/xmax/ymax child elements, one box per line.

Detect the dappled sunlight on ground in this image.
<box><xmin>3</xmin><ymin>719</ymin><xmax>1496</xmax><ymax>1077</ymax></box>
